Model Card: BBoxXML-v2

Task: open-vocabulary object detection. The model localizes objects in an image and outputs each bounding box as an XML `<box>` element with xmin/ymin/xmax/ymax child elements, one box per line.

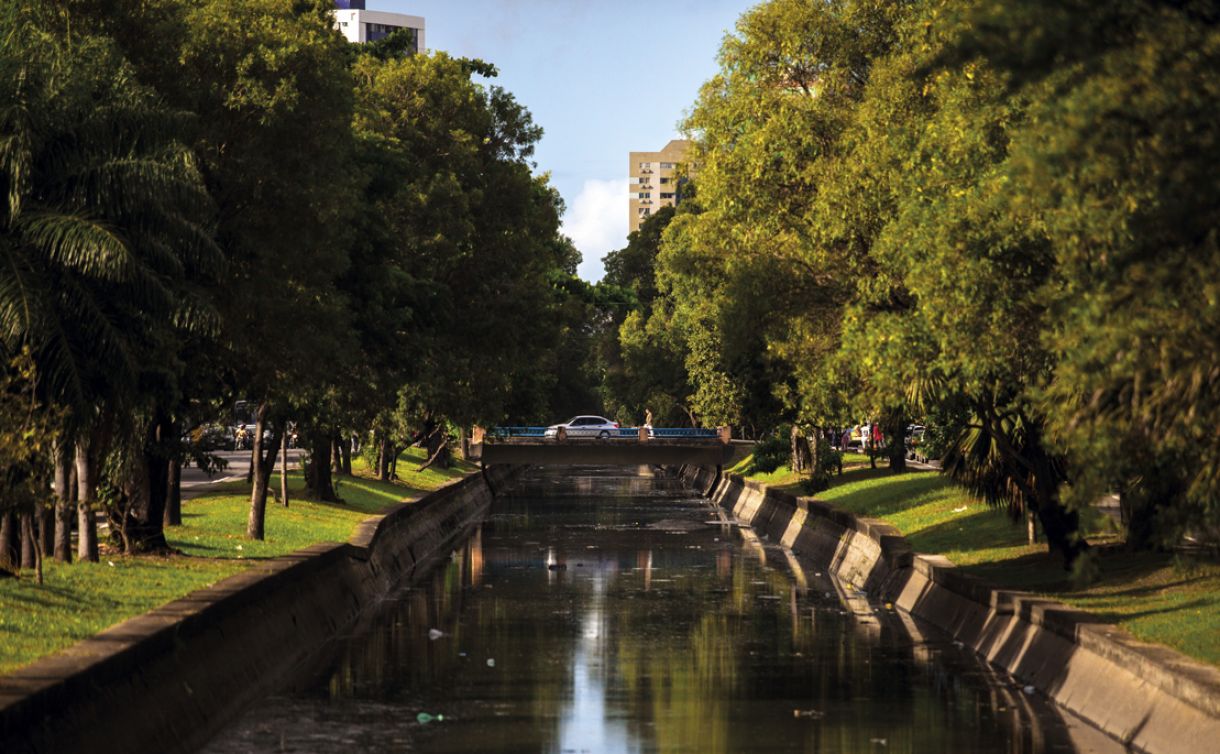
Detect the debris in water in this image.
<box><xmin>793</xmin><ymin>709</ymin><xmax>824</xmax><ymax>719</ymax></box>
<box><xmin>428</xmin><ymin>628</ymin><xmax>444</xmax><ymax>640</ymax></box>
<box><xmin>487</xmin><ymin>658</ymin><xmax>496</xmax><ymax>668</ymax></box>
<box><xmin>1023</xmin><ymin>685</ymin><xmax>1036</xmax><ymax>695</ymax></box>
<box><xmin>416</xmin><ymin>712</ymin><xmax>444</xmax><ymax>724</ymax></box>
<box><xmin>548</xmin><ymin>563</ymin><xmax>567</xmax><ymax>571</ymax></box>
<box><xmin>884</xmin><ymin>602</ymin><xmax>894</xmax><ymax>610</ymax></box>
<box><xmin>870</xmin><ymin>738</ymin><xmax>887</xmax><ymax>746</ymax></box>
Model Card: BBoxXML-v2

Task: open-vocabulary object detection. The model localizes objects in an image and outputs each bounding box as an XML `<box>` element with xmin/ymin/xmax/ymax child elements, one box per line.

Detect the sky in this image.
<box><xmin>376</xmin><ymin>0</ymin><xmax>755</xmax><ymax>281</ymax></box>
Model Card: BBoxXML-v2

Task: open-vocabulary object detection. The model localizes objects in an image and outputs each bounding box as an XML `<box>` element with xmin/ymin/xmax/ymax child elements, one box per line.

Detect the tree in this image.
<box><xmin>956</xmin><ymin>1</ymin><xmax>1220</xmax><ymax>548</ymax></box>
<box><xmin>0</xmin><ymin>3</ymin><xmax>220</xmax><ymax>556</ymax></box>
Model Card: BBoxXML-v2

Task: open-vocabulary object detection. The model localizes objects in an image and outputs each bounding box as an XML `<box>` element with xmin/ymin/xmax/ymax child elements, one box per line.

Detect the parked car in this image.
<box><xmin>544</xmin><ymin>415</ymin><xmax>620</xmax><ymax>439</ymax></box>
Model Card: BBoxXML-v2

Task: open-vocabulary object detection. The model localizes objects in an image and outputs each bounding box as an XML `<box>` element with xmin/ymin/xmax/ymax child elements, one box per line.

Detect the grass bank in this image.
<box><xmin>0</xmin><ymin>447</ymin><xmax>475</xmax><ymax>675</ymax></box>
<box><xmin>738</xmin><ymin>458</ymin><xmax>1220</xmax><ymax>667</ymax></box>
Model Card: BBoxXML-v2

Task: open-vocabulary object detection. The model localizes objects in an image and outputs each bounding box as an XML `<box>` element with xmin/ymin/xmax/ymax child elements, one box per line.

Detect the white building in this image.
<box><xmin>332</xmin><ymin>1</ymin><xmax>426</xmax><ymax>51</ymax></box>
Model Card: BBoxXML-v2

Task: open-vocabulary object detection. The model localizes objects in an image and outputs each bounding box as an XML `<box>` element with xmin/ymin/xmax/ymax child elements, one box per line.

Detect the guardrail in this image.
<box><xmin>487</xmin><ymin>426</ymin><xmax>722</xmax><ymax>440</ymax></box>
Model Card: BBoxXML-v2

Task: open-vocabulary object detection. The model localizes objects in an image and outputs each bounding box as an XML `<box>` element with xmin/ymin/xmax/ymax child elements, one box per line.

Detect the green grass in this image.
<box><xmin>744</xmin><ymin>463</ymin><xmax>1220</xmax><ymax>666</ymax></box>
<box><xmin>0</xmin><ymin>446</ymin><xmax>476</xmax><ymax>675</ymax></box>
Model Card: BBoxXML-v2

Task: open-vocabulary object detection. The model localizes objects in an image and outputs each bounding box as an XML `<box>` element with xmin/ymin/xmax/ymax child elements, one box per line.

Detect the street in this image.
<box><xmin>180</xmin><ymin>449</ymin><xmax>304</xmax><ymax>495</ymax></box>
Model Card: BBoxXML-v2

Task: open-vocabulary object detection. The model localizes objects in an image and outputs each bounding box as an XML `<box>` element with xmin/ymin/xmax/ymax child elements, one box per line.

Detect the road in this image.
<box><xmin>180</xmin><ymin>449</ymin><xmax>304</xmax><ymax>496</ymax></box>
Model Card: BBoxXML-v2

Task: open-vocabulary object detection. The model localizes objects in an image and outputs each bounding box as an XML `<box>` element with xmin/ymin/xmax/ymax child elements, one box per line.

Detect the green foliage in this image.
<box><xmin>746</xmin><ymin>428</ymin><xmax>790</xmax><ymax>475</ymax></box>
<box><xmin>0</xmin><ymin>350</ymin><xmax>59</xmax><ymax>516</ymax></box>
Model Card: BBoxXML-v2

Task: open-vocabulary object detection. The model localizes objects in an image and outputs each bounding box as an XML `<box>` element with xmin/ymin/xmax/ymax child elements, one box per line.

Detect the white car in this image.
<box><xmin>545</xmin><ymin>415</ymin><xmax>621</xmax><ymax>439</ymax></box>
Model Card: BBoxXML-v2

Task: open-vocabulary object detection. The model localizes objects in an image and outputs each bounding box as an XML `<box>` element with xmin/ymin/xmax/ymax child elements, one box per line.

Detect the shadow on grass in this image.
<box><xmin>958</xmin><ymin>543</ymin><xmax>1195</xmax><ymax>596</ymax></box>
<box><xmin>821</xmin><ymin>472</ymin><xmax>951</xmax><ymax>518</ymax></box>
<box><xmin>904</xmin><ymin>508</ymin><xmax>1026</xmax><ymax>555</ymax></box>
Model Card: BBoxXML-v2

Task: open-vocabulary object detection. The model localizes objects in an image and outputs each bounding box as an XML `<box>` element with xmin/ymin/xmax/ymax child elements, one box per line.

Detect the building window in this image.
<box><xmin>660</xmin><ymin>162</ymin><xmax>674</xmax><ymax>168</ymax></box>
<box><xmin>366</xmin><ymin>22</ymin><xmax>415</xmax><ymax>46</ymax></box>
<box><xmin>660</xmin><ymin>193</ymin><xmax>675</xmax><ymax>200</ymax></box>
<box><xmin>659</xmin><ymin>177</ymin><xmax>670</xmax><ymax>184</ymax></box>
<box><xmin>637</xmin><ymin>192</ymin><xmax>650</xmax><ymax>199</ymax></box>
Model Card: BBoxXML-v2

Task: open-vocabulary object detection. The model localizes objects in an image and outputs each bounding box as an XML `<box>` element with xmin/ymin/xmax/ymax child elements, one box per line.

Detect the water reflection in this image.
<box><xmin>202</xmin><ymin>466</ymin><xmax>1123</xmax><ymax>754</ymax></box>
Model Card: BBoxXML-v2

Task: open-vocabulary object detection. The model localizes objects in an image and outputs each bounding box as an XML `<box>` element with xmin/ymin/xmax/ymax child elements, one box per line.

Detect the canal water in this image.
<box><xmin>203</xmin><ymin>466</ymin><xmax>1121</xmax><ymax>753</ymax></box>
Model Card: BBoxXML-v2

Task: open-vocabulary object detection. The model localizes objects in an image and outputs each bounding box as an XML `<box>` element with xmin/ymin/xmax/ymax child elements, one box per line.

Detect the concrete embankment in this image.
<box><xmin>678</xmin><ymin>465</ymin><xmax>1220</xmax><ymax>754</ymax></box>
<box><xmin>0</xmin><ymin>466</ymin><xmax>520</xmax><ymax>754</ymax></box>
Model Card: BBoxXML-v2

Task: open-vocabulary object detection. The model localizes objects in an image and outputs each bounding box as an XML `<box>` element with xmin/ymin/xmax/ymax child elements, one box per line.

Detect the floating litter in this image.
<box><xmin>416</xmin><ymin>712</ymin><xmax>444</xmax><ymax>724</ymax></box>
<box><xmin>870</xmin><ymin>738</ymin><xmax>887</xmax><ymax>746</ymax></box>
<box><xmin>1023</xmin><ymin>685</ymin><xmax>1036</xmax><ymax>695</ymax></box>
<box><xmin>428</xmin><ymin>628</ymin><xmax>444</xmax><ymax>640</ymax></box>
<box><xmin>487</xmin><ymin>658</ymin><xmax>496</xmax><ymax>668</ymax></box>
<box><xmin>793</xmin><ymin>709</ymin><xmax>823</xmax><ymax>719</ymax></box>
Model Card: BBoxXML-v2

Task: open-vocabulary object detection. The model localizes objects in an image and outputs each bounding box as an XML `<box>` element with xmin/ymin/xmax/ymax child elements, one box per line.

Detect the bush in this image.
<box><xmin>748</xmin><ymin>427</ymin><xmax>790</xmax><ymax>474</ymax></box>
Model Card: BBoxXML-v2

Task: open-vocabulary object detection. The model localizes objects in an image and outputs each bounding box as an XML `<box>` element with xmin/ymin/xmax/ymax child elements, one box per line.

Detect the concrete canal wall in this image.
<box><xmin>678</xmin><ymin>465</ymin><xmax>1220</xmax><ymax>754</ymax></box>
<box><xmin>0</xmin><ymin>465</ymin><xmax>520</xmax><ymax>754</ymax></box>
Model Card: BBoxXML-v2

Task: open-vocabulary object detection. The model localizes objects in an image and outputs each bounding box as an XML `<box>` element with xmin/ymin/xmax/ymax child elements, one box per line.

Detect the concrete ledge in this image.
<box><xmin>680</xmin><ymin>464</ymin><xmax>1220</xmax><ymax>754</ymax></box>
<box><xmin>0</xmin><ymin>465</ymin><xmax>522</xmax><ymax>754</ymax></box>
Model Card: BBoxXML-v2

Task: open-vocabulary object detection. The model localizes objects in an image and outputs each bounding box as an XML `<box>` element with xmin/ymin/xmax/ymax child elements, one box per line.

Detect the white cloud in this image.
<box><xmin>561</xmin><ymin>178</ymin><xmax>630</xmax><ymax>282</ymax></box>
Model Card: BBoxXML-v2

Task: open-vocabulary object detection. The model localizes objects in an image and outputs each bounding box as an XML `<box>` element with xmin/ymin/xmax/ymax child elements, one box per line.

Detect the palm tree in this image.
<box><xmin>0</xmin><ymin>6</ymin><xmax>221</xmax><ymax>559</ymax></box>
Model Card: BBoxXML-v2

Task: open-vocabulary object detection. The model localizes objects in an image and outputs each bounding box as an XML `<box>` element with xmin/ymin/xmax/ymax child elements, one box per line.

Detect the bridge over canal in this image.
<box><xmin>469</xmin><ymin>426</ymin><xmax>752</xmax><ymax>467</ymax></box>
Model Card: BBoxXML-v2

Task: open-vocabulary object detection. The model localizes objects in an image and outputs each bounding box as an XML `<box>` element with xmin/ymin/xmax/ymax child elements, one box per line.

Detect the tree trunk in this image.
<box><xmin>1027</xmin><ymin>510</ymin><xmax>1038</xmax><ymax>545</ymax></box>
<box><xmin>53</xmin><ymin>439</ymin><xmax>73</xmax><ymax>563</ymax></box>
<box><xmin>306</xmin><ymin>434</ymin><xmax>337</xmax><ymax>501</ymax></box>
<box><xmin>125</xmin><ymin>414</ymin><xmax>171</xmax><ymax>553</ymax></box>
<box><xmin>75</xmin><ymin>437</ymin><xmax>99</xmax><ymax>563</ymax></box>
<box><xmin>22</xmin><ymin>514</ymin><xmax>42</xmax><ymax>584</ymax></box>
<box><xmin>421</xmin><ymin>422</ymin><xmax>450</xmax><ymax>471</ymax></box>
<box><xmin>341</xmin><ymin>435</ymin><xmax>352</xmax><ymax>475</ymax></box>
<box><xmin>164</xmin><ymin>458</ymin><xmax>182</xmax><ymax>527</ymax></box>
<box><xmin>886</xmin><ymin>412</ymin><xmax>907</xmax><ymax>473</ymax></box>
<box><xmin>20</xmin><ymin>512</ymin><xmax>36</xmax><ymax>569</ymax></box>
<box><xmin>37</xmin><ymin>506</ymin><xmax>52</xmax><ymax>557</ymax></box>
<box><xmin>0</xmin><ymin>511</ymin><xmax>18</xmax><ymax>571</ymax></box>
<box><xmin>280</xmin><ymin>422</ymin><xmax>290</xmax><ymax>508</ymax></box>
<box><xmin>790</xmin><ymin>425</ymin><xmax>806</xmax><ymax>474</ymax></box>
<box><xmin>376</xmin><ymin>432</ymin><xmax>387</xmax><ymax>480</ymax></box>
<box><xmin>388</xmin><ymin>443</ymin><xmax>399</xmax><ymax>480</ymax></box>
<box><xmin>246</xmin><ymin>402</ymin><xmax>283</xmax><ymax>540</ymax></box>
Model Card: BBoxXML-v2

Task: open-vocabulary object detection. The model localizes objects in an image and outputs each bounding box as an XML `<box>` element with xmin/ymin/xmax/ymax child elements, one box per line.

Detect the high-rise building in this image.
<box><xmin>628</xmin><ymin>139</ymin><xmax>691</xmax><ymax>234</ymax></box>
<box><xmin>333</xmin><ymin>1</ymin><xmax>426</xmax><ymax>50</ymax></box>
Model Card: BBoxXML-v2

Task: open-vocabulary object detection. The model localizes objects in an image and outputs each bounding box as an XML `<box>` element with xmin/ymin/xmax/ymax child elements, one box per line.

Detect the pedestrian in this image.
<box><xmin>644</xmin><ymin>408</ymin><xmax>653</xmax><ymax>428</ymax></box>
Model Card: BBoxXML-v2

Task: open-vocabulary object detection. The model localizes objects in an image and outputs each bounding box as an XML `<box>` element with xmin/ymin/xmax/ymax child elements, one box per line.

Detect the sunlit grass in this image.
<box><xmin>0</xmin><ymin>446</ymin><xmax>477</xmax><ymax>674</ymax></box>
<box><xmin>742</xmin><ymin>463</ymin><xmax>1220</xmax><ymax>666</ymax></box>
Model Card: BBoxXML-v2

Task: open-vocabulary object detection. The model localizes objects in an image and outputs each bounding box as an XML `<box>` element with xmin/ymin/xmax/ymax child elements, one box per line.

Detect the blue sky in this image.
<box><xmin>375</xmin><ymin>0</ymin><xmax>755</xmax><ymax>280</ymax></box>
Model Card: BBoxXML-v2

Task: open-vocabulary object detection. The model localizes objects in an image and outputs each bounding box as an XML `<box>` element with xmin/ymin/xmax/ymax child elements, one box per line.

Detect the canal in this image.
<box><xmin>203</xmin><ymin>466</ymin><xmax>1121</xmax><ymax>753</ymax></box>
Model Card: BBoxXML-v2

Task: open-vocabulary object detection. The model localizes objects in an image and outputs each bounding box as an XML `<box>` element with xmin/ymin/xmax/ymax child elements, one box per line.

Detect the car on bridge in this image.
<box><xmin>544</xmin><ymin>415</ymin><xmax>621</xmax><ymax>439</ymax></box>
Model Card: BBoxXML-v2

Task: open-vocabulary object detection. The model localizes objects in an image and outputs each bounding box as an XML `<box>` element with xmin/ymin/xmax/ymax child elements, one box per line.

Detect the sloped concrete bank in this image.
<box><xmin>0</xmin><ymin>465</ymin><xmax>521</xmax><ymax>754</ymax></box>
<box><xmin>678</xmin><ymin>465</ymin><xmax>1220</xmax><ymax>754</ymax></box>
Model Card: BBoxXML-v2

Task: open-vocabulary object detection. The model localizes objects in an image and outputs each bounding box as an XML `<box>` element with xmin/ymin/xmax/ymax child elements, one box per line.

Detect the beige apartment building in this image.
<box><xmin>628</xmin><ymin>139</ymin><xmax>691</xmax><ymax>234</ymax></box>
